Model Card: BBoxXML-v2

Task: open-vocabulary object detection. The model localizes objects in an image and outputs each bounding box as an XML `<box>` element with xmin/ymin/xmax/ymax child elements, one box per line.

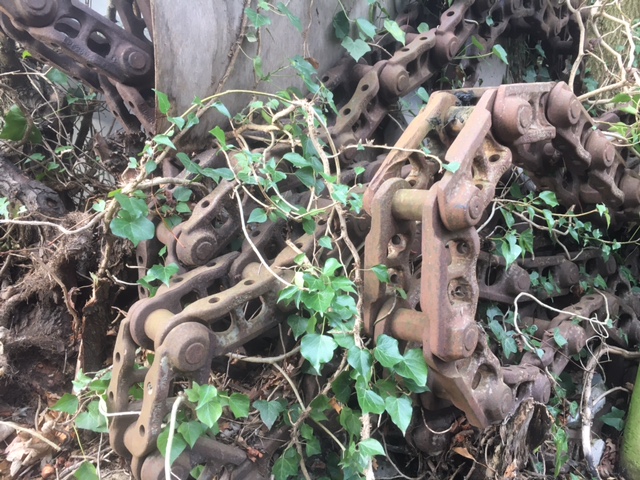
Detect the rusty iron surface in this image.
<box><xmin>6</xmin><ymin>1</ymin><xmax>640</xmax><ymax>479</ymax></box>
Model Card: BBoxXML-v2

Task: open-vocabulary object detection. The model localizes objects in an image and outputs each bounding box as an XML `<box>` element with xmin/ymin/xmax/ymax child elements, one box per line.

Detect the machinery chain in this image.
<box><xmin>0</xmin><ymin>0</ymin><xmax>155</xmax><ymax>132</ymax></box>
<box><xmin>4</xmin><ymin>0</ymin><xmax>640</xmax><ymax>479</ymax></box>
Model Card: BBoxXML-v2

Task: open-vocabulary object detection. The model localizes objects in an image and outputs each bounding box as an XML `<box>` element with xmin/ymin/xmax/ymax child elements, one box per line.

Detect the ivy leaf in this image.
<box><xmin>248</xmin><ymin>208</ymin><xmax>268</xmax><ymax>223</ymax></box>
<box><xmin>73</xmin><ymin>462</ymin><xmax>99</xmax><ymax>480</ymax></box>
<box><xmin>492</xmin><ymin>44</ymin><xmax>509</xmax><ymax>64</ymax></box>
<box><xmin>254</xmin><ymin>399</ymin><xmax>286</xmax><ymax>429</ymax></box>
<box><xmin>384</xmin><ymin>395</ymin><xmax>413</xmax><ymax>434</ymax></box>
<box><xmin>384</xmin><ymin>19</ymin><xmax>406</xmax><ymax>45</ymax></box>
<box><xmin>333</xmin><ymin>10</ymin><xmax>350</xmax><ymax>40</ymax></box>
<box><xmin>601</xmin><ymin>406</ymin><xmax>625</xmax><ymax>431</ymax></box>
<box><xmin>0</xmin><ymin>104</ymin><xmax>42</xmax><ymax>144</ymax></box>
<box><xmin>276</xmin><ymin>2</ymin><xmax>303</xmax><ymax>32</ymax></box>
<box><xmin>341</xmin><ymin>37</ymin><xmax>371</xmax><ymax>61</ymax></box>
<box><xmin>371</xmin><ymin>264</ymin><xmax>390</xmax><ymax>283</ymax></box>
<box><xmin>196</xmin><ymin>398</ymin><xmax>222</xmax><ymax>428</ymax></box>
<box><xmin>272</xmin><ymin>447</ymin><xmax>300</xmax><ymax>480</ymax></box>
<box><xmin>394</xmin><ymin>349</ymin><xmax>428</xmax><ymax>386</ymax></box>
<box><xmin>553</xmin><ymin>328</ymin><xmax>568</xmax><ymax>348</ymax></box>
<box><xmin>348</xmin><ymin>347</ymin><xmax>373</xmax><ymax>380</ymax></box>
<box><xmin>442</xmin><ymin>162</ymin><xmax>460</xmax><ymax>173</ymax></box>
<box><xmin>154</xmin><ymin>89</ymin><xmax>171</xmax><ymax>115</ymax></box>
<box><xmin>356</xmin><ymin>18</ymin><xmax>377</xmax><ymax>40</ymax></box>
<box><xmin>246</xmin><ymin>7</ymin><xmax>271</xmax><ymax>28</ymax></box>
<box><xmin>301</xmin><ymin>423</ymin><xmax>322</xmax><ymax>456</ymax></box>
<box><xmin>146</xmin><ymin>263</ymin><xmax>179</xmax><ymax>286</ymax></box>
<box><xmin>110</xmin><ymin>211</ymin><xmax>155</xmax><ymax>247</ymax></box>
<box><xmin>177</xmin><ymin>421</ymin><xmax>207</xmax><ymax>448</ymax></box>
<box><xmin>417</xmin><ymin>22</ymin><xmax>429</xmax><ymax>33</ymax></box>
<box><xmin>500</xmin><ymin>231</ymin><xmax>522</xmax><ymax>268</ymax></box>
<box><xmin>153</xmin><ymin>134</ymin><xmax>176</xmax><ymax>150</ymax></box>
<box><xmin>356</xmin><ymin>385</ymin><xmax>386</xmax><ymax>414</ymax></box>
<box><xmin>52</xmin><ymin>393</ymin><xmax>79</xmax><ymax>414</ymax></box>
<box><xmin>301</xmin><ymin>334</ymin><xmax>337</xmax><ymax>371</ymax></box>
<box><xmin>374</xmin><ymin>334</ymin><xmax>403</xmax><ymax>369</ymax></box>
<box><xmin>157</xmin><ymin>429</ymin><xmax>187</xmax><ymax>465</ymax></box>
<box><xmin>75</xmin><ymin>400</ymin><xmax>108</xmax><ymax>433</ymax></box>
<box><xmin>539</xmin><ymin>190</ymin><xmax>559</xmax><ymax>207</ymax></box>
<box><xmin>229</xmin><ymin>393</ymin><xmax>250</xmax><ymax>418</ymax></box>
<box><xmin>359</xmin><ymin>438</ymin><xmax>385</xmax><ymax>457</ymax></box>
<box><xmin>340</xmin><ymin>406</ymin><xmax>363</xmax><ymax>438</ymax></box>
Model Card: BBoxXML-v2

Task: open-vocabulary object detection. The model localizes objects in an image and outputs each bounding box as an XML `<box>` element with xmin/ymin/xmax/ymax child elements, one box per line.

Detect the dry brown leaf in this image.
<box><xmin>0</xmin><ymin>422</ymin><xmax>15</xmax><ymax>442</ymax></box>
<box><xmin>5</xmin><ymin>434</ymin><xmax>53</xmax><ymax>477</ymax></box>
<box><xmin>452</xmin><ymin>446</ymin><xmax>476</xmax><ymax>461</ymax></box>
<box><xmin>329</xmin><ymin>397</ymin><xmax>342</xmax><ymax>414</ymax></box>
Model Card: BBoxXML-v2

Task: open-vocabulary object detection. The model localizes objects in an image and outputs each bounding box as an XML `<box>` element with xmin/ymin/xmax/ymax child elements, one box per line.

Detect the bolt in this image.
<box><xmin>463</xmin><ymin>326</ymin><xmax>478</xmax><ymax>352</ymax></box>
<box><xmin>517</xmin><ymin>103</ymin><xmax>533</xmax><ymax>130</ymax></box>
<box><xmin>26</xmin><ymin>0</ymin><xmax>47</xmax><ymax>9</ymax></box>
<box><xmin>126</xmin><ymin>50</ymin><xmax>148</xmax><ymax>71</ymax></box>
<box><xmin>185</xmin><ymin>342</ymin><xmax>206</xmax><ymax>365</ymax></box>
<box><xmin>195</xmin><ymin>240</ymin><xmax>214</xmax><ymax>263</ymax></box>
<box><xmin>568</xmin><ymin>98</ymin><xmax>581</xmax><ymax>124</ymax></box>
<box><xmin>396</xmin><ymin>73</ymin><xmax>408</xmax><ymax>94</ymax></box>
<box><xmin>468</xmin><ymin>194</ymin><xmax>483</xmax><ymax>220</ymax></box>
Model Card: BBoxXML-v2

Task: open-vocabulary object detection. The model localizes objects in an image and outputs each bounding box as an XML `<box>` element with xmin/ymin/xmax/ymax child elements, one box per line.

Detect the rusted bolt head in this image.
<box><xmin>396</xmin><ymin>73</ymin><xmax>409</xmax><ymax>94</ymax></box>
<box><xmin>468</xmin><ymin>193</ymin><xmax>483</xmax><ymax>221</ymax></box>
<box><xmin>517</xmin><ymin>103</ymin><xmax>533</xmax><ymax>131</ymax></box>
<box><xmin>20</xmin><ymin>0</ymin><xmax>57</xmax><ymax>25</ymax></box>
<box><xmin>463</xmin><ymin>326</ymin><xmax>478</xmax><ymax>353</ymax></box>
<box><xmin>25</xmin><ymin>0</ymin><xmax>47</xmax><ymax>9</ymax></box>
<box><xmin>125</xmin><ymin>49</ymin><xmax>149</xmax><ymax>72</ymax></box>
<box><xmin>185</xmin><ymin>342</ymin><xmax>207</xmax><ymax>365</ymax></box>
<box><xmin>567</xmin><ymin>98</ymin><xmax>581</xmax><ymax>124</ymax></box>
<box><xmin>195</xmin><ymin>240</ymin><xmax>215</xmax><ymax>264</ymax></box>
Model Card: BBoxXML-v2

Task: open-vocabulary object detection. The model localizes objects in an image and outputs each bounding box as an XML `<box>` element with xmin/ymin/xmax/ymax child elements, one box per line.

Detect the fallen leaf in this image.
<box><xmin>452</xmin><ymin>446</ymin><xmax>476</xmax><ymax>461</ymax></box>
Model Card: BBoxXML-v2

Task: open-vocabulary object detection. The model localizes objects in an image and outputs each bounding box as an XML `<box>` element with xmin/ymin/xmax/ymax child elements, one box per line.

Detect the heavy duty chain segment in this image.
<box><xmin>4</xmin><ymin>0</ymin><xmax>640</xmax><ymax>479</ymax></box>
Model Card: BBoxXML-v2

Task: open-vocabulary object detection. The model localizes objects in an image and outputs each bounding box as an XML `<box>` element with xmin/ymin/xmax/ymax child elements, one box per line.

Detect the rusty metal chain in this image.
<box><xmin>6</xmin><ymin>0</ymin><xmax>640</xmax><ymax>478</ymax></box>
<box><xmin>0</xmin><ymin>0</ymin><xmax>155</xmax><ymax>131</ymax></box>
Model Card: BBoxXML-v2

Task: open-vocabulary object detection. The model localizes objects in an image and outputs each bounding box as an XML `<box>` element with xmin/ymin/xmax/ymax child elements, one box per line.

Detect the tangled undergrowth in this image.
<box><xmin>0</xmin><ymin>1</ymin><xmax>640</xmax><ymax>479</ymax></box>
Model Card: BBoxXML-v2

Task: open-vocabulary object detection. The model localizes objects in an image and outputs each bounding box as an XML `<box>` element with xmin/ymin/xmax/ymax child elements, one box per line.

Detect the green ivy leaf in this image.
<box><xmin>417</xmin><ymin>22</ymin><xmax>429</xmax><ymax>33</ymax></box>
<box><xmin>153</xmin><ymin>134</ymin><xmax>176</xmax><ymax>150</ymax></box>
<box><xmin>601</xmin><ymin>406</ymin><xmax>625</xmax><ymax>431</ymax></box>
<box><xmin>75</xmin><ymin>400</ymin><xmax>108</xmax><ymax>433</ymax></box>
<box><xmin>157</xmin><ymin>428</ymin><xmax>187</xmax><ymax>465</ymax></box>
<box><xmin>538</xmin><ymin>190</ymin><xmax>559</xmax><ymax>207</ymax></box>
<box><xmin>248</xmin><ymin>208</ymin><xmax>268</xmax><ymax>223</ymax></box>
<box><xmin>374</xmin><ymin>334</ymin><xmax>403</xmax><ymax>369</ymax></box>
<box><xmin>0</xmin><ymin>104</ymin><xmax>42</xmax><ymax>144</ymax></box>
<box><xmin>110</xmin><ymin>211</ymin><xmax>155</xmax><ymax>247</ymax></box>
<box><xmin>394</xmin><ymin>349</ymin><xmax>428</xmax><ymax>386</ymax></box>
<box><xmin>301</xmin><ymin>423</ymin><xmax>322</xmax><ymax>456</ymax></box>
<box><xmin>52</xmin><ymin>393</ymin><xmax>79</xmax><ymax>414</ymax></box>
<box><xmin>333</xmin><ymin>11</ymin><xmax>350</xmax><ymax>40</ymax></box>
<box><xmin>177</xmin><ymin>421</ymin><xmax>207</xmax><ymax>448</ymax></box>
<box><xmin>553</xmin><ymin>328</ymin><xmax>568</xmax><ymax>348</ymax></box>
<box><xmin>341</xmin><ymin>37</ymin><xmax>371</xmax><ymax>61</ymax></box>
<box><xmin>272</xmin><ymin>447</ymin><xmax>300</xmax><ymax>480</ymax></box>
<box><xmin>348</xmin><ymin>347</ymin><xmax>373</xmax><ymax>381</ymax></box>
<box><xmin>276</xmin><ymin>2</ymin><xmax>303</xmax><ymax>32</ymax></box>
<box><xmin>301</xmin><ymin>334</ymin><xmax>337</xmax><ymax>371</ymax></box>
<box><xmin>229</xmin><ymin>393</ymin><xmax>250</xmax><ymax>418</ymax></box>
<box><xmin>154</xmin><ymin>89</ymin><xmax>171</xmax><ymax>115</ymax></box>
<box><xmin>146</xmin><ymin>263</ymin><xmax>179</xmax><ymax>286</ymax></box>
<box><xmin>340</xmin><ymin>406</ymin><xmax>362</xmax><ymax>438</ymax></box>
<box><xmin>371</xmin><ymin>264</ymin><xmax>390</xmax><ymax>283</ymax></box>
<box><xmin>356</xmin><ymin>382</ymin><xmax>385</xmax><ymax>414</ymax></box>
<box><xmin>254</xmin><ymin>399</ymin><xmax>287</xmax><ymax>429</ymax></box>
<box><xmin>384</xmin><ymin>19</ymin><xmax>406</xmax><ymax>45</ymax></box>
<box><xmin>384</xmin><ymin>395</ymin><xmax>413</xmax><ymax>434</ymax></box>
<box><xmin>492</xmin><ymin>44</ymin><xmax>509</xmax><ymax>64</ymax></box>
<box><xmin>359</xmin><ymin>438</ymin><xmax>385</xmax><ymax>457</ymax></box>
<box><xmin>356</xmin><ymin>18</ymin><xmax>377</xmax><ymax>40</ymax></box>
<box><xmin>73</xmin><ymin>462</ymin><xmax>99</xmax><ymax>480</ymax></box>
<box><xmin>246</xmin><ymin>7</ymin><xmax>271</xmax><ymax>28</ymax></box>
